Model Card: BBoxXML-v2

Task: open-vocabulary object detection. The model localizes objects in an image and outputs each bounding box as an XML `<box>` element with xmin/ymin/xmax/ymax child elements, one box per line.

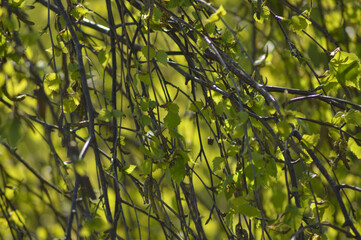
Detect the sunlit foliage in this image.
<box><xmin>1</xmin><ymin>0</ymin><xmax>361</xmax><ymax>239</ymax></box>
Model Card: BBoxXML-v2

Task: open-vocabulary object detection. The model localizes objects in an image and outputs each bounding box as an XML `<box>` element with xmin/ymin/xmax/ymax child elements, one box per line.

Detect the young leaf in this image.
<box><xmin>170</xmin><ymin>153</ymin><xmax>186</xmax><ymax>184</ymax></box>
<box><xmin>141</xmin><ymin>115</ymin><xmax>152</xmax><ymax>126</ymax></box>
<box><xmin>98</xmin><ymin>50</ymin><xmax>110</xmax><ymax>67</ymax></box>
<box><xmin>71</xmin><ymin>4</ymin><xmax>89</xmax><ymax>20</ymax></box>
<box><xmin>345</xmin><ymin>109</ymin><xmax>361</xmax><ymax>126</ymax></box>
<box><xmin>59</xmin><ymin>41</ymin><xmax>68</xmax><ymax>54</ymax></box>
<box><xmin>141</xmin><ymin>46</ymin><xmax>156</xmax><ymax>60</ymax></box>
<box><xmin>328</xmin><ymin>51</ymin><xmax>361</xmax><ymax>89</ymax></box>
<box><xmin>284</xmin><ymin>204</ymin><xmax>303</xmax><ymax>230</ymax></box>
<box><xmin>212</xmin><ymin>156</ymin><xmax>224</xmax><ymax>171</ymax></box>
<box><xmin>167</xmin><ymin>0</ymin><xmax>181</xmax><ymax>8</ymax></box>
<box><xmin>3</xmin><ymin>61</ymin><xmax>15</xmax><ymax>76</ymax></box>
<box><xmin>164</xmin><ymin>103</ymin><xmax>180</xmax><ymax>129</ymax></box>
<box><xmin>6</xmin><ymin>78</ymin><xmax>27</xmax><ymax>98</ymax></box>
<box><xmin>231</xmin><ymin>198</ymin><xmax>261</xmax><ymax>218</ymax></box>
<box><xmin>80</xmin><ymin>217</ymin><xmax>111</xmax><ymax>237</ymax></box>
<box><xmin>237</xmin><ymin>111</ymin><xmax>249</xmax><ymax>124</ymax></box>
<box><xmin>349</xmin><ymin>138</ymin><xmax>361</xmax><ymax>157</ymax></box>
<box><xmin>156</xmin><ymin>50</ymin><xmax>168</xmax><ymax>65</ymax></box>
<box><xmin>254</xmin><ymin>6</ymin><xmax>270</xmax><ymax>23</ymax></box>
<box><xmin>122</xmin><ymin>165</ymin><xmax>136</xmax><ymax>175</ymax></box>
<box><xmin>2</xmin><ymin>117</ymin><xmax>24</xmax><ymax>147</ymax></box>
<box><xmin>302</xmin><ymin>134</ymin><xmax>320</xmax><ymax>148</ymax></box>
<box><xmin>189</xmin><ymin>100</ymin><xmax>204</xmax><ymax>112</ymax></box>
<box><xmin>288</xmin><ymin>13</ymin><xmax>311</xmax><ymax>33</ymax></box>
<box><xmin>98</xmin><ymin>108</ymin><xmax>112</xmax><ymax>121</ymax></box>
<box><xmin>113</xmin><ymin>110</ymin><xmax>123</xmax><ymax>118</ymax></box>
<box><xmin>44</xmin><ymin>73</ymin><xmax>61</xmax><ymax>94</ymax></box>
<box><xmin>266</xmin><ymin>158</ymin><xmax>278</xmax><ymax>179</ymax></box>
<box><xmin>207</xmin><ymin>5</ymin><xmax>226</xmax><ymax>23</ymax></box>
<box><xmin>63</xmin><ymin>98</ymin><xmax>78</xmax><ymax>113</ymax></box>
<box><xmin>277</xmin><ymin>119</ymin><xmax>292</xmax><ymax>138</ymax></box>
<box><xmin>138</xmin><ymin>73</ymin><xmax>151</xmax><ymax>85</ymax></box>
<box><xmin>168</xmin><ymin>102</ymin><xmax>179</xmax><ymax>113</ymax></box>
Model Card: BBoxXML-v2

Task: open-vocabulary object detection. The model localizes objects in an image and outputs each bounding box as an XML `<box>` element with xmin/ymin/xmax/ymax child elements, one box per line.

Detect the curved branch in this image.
<box><xmin>292</xmin><ymin>128</ymin><xmax>361</xmax><ymax>239</ymax></box>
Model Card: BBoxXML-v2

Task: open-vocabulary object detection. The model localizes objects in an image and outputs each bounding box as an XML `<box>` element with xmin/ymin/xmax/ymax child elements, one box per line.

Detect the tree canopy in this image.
<box><xmin>1</xmin><ymin>0</ymin><xmax>361</xmax><ymax>239</ymax></box>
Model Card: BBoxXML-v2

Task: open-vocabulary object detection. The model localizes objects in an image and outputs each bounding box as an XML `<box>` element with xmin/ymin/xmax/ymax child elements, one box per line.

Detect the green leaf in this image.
<box><xmin>345</xmin><ymin>109</ymin><xmax>361</xmax><ymax>126</ymax></box>
<box><xmin>167</xmin><ymin>0</ymin><xmax>181</xmax><ymax>8</ymax></box>
<box><xmin>349</xmin><ymin>138</ymin><xmax>361</xmax><ymax>157</ymax></box>
<box><xmin>302</xmin><ymin>134</ymin><xmax>320</xmax><ymax>148</ymax></box>
<box><xmin>164</xmin><ymin>103</ymin><xmax>180</xmax><ymax>129</ymax></box>
<box><xmin>207</xmin><ymin>5</ymin><xmax>226</xmax><ymax>23</ymax></box>
<box><xmin>122</xmin><ymin>165</ymin><xmax>136</xmax><ymax>174</ymax></box>
<box><xmin>328</xmin><ymin>51</ymin><xmax>361</xmax><ymax>88</ymax></box>
<box><xmin>3</xmin><ymin>61</ymin><xmax>15</xmax><ymax>76</ymax></box>
<box><xmin>212</xmin><ymin>157</ymin><xmax>224</xmax><ymax>171</ymax></box>
<box><xmin>310</xmin><ymin>198</ymin><xmax>329</xmax><ymax>220</ymax></box>
<box><xmin>266</xmin><ymin>158</ymin><xmax>278</xmax><ymax>179</ymax></box>
<box><xmin>284</xmin><ymin>204</ymin><xmax>303</xmax><ymax>230</ymax></box>
<box><xmin>223</xmin><ymin>174</ymin><xmax>235</xmax><ymax>199</ymax></box>
<box><xmin>254</xmin><ymin>6</ymin><xmax>270</xmax><ymax>23</ymax></box>
<box><xmin>63</xmin><ymin>98</ymin><xmax>78</xmax><ymax>113</ymax></box>
<box><xmin>205</xmin><ymin>22</ymin><xmax>216</xmax><ymax>36</ymax></box>
<box><xmin>286</xmin><ymin>110</ymin><xmax>306</xmax><ymax>119</ymax></box>
<box><xmin>10</xmin><ymin>0</ymin><xmax>25</xmax><ymax>8</ymax></box>
<box><xmin>60</xmin><ymin>30</ymin><xmax>72</xmax><ymax>40</ymax></box>
<box><xmin>328</xmin><ymin>128</ymin><xmax>340</xmax><ymax>140</ymax></box>
<box><xmin>119</xmin><ymin>136</ymin><xmax>125</xmax><ymax>146</ymax></box>
<box><xmin>164</xmin><ymin>111</ymin><xmax>180</xmax><ymax>129</ymax></box>
<box><xmin>140</xmin><ymin>145</ymin><xmax>153</xmax><ymax>158</ymax></box>
<box><xmin>59</xmin><ymin>41</ymin><xmax>68</xmax><ymax>54</ymax></box>
<box><xmin>0</xmin><ymin>73</ymin><xmax>5</xmax><ymax>87</ymax></box>
<box><xmin>331</xmin><ymin>111</ymin><xmax>346</xmax><ymax>126</ymax></box>
<box><xmin>233</xmin><ymin>124</ymin><xmax>244</xmax><ymax>138</ymax></box>
<box><xmin>71</xmin><ymin>4</ymin><xmax>89</xmax><ymax>20</ymax></box>
<box><xmin>170</xmin><ymin>153</ymin><xmax>186</xmax><ymax>184</ymax></box>
<box><xmin>196</xmin><ymin>37</ymin><xmax>209</xmax><ymax>51</ymax></box>
<box><xmin>225</xmin><ymin>211</ymin><xmax>234</xmax><ymax>232</ymax></box>
<box><xmin>227</xmin><ymin>145</ymin><xmax>240</xmax><ymax>157</ymax></box>
<box><xmin>231</xmin><ymin>198</ymin><xmax>261</xmax><ymax>218</ymax></box>
<box><xmin>140</xmin><ymin>100</ymin><xmax>150</xmax><ymax>111</ymax></box>
<box><xmin>98</xmin><ymin>50</ymin><xmax>110</xmax><ymax>67</ymax></box>
<box><xmin>6</xmin><ymin>78</ymin><xmax>27</xmax><ymax>98</ymax></box>
<box><xmin>189</xmin><ymin>100</ymin><xmax>204</xmax><ymax>112</ymax></box>
<box><xmin>141</xmin><ymin>46</ymin><xmax>156</xmax><ymax>60</ymax></box>
<box><xmin>68</xmin><ymin>62</ymin><xmax>78</xmax><ymax>72</ymax></box>
<box><xmin>222</xmin><ymin>29</ymin><xmax>233</xmax><ymax>44</ymax></box>
<box><xmin>168</xmin><ymin>103</ymin><xmax>179</xmax><ymax>113</ymax></box>
<box><xmin>241</xmin><ymin>204</ymin><xmax>261</xmax><ymax>218</ymax></box>
<box><xmin>215</xmin><ymin>101</ymin><xmax>225</xmax><ymax>115</ymax></box>
<box><xmin>80</xmin><ymin>217</ymin><xmax>111</xmax><ymax>237</ymax></box>
<box><xmin>152</xmin><ymin>7</ymin><xmax>163</xmax><ymax>22</ymax></box>
<box><xmin>141</xmin><ymin>115</ymin><xmax>152</xmax><ymax>126</ymax></box>
<box><xmin>251</xmin><ymin>151</ymin><xmax>264</xmax><ymax>162</ymax></box>
<box><xmin>167</xmin><ymin>129</ymin><xmax>180</xmax><ymax>140</ymax></box>
<box><xmin>156</xmin><ymin>50</ymin><xmax>168</xmax><ymax>65</ymax></box>
<box><xmin>271</xmin><ymin>183</ymin><xmax>287</xmax><ymax>211</ymax></box>
<box><xmin>44</xmin><ymin>73</ymin><xmax>61</xmax><ymax>94</ymax></box>
<box><xmin>2</xmin><ymin>117</ymin><xmax>24</xmax><ymax>147</ymax></box>
<box><xmin>289</xmin><ymin>14</ymin><xmax>311</xmax><ymax>33</ymax></box>
<box><xmin>0</xmin><ymin>33</ymin><xmax>6</xmax><ymax>57</ymax></box>
<box><xmin>277</xmin><ymin>120</ymin><xmax>292</xmax><ymax>138</ymax></box>
<box><xmin>138</xmin><ymin>73</ymin><xmax>151</xmax><ymax>85</ymax></box>
<box><xmin>98</xmin><ymin>108</ymin><xmax>112</xmax><ymax>121</ymax></box>
<box><xmin>149</xmin><ymin>100</ymin><xmax>157</xmax><ymax>109</ymax></box>
<box><xmin>71</xmin><ymin>71</ymin><xmax>80</xmax><ymax>81</ymax></box>
<box><xmin>113</xmin><ymin>110</ymin><xmax>123</xmax><ymax>118</ymax></box>
<box><xmin>237</xmin><ymin>111</ymin><xmax>249</xmax><ymax>123</ymax></box>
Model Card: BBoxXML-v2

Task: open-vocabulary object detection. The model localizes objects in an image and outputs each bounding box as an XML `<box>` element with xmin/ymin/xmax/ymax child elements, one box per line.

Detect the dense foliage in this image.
<box><xmin>1</xmin><ymin>0</ymin><xmax>361</xmax><ymax>239</ymax></box>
